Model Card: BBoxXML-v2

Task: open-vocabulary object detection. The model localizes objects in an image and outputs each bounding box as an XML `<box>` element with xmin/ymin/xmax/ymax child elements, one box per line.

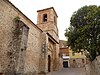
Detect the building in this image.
<box><xmin>59</xmin><ymin>40</ymin><xmax>70</xmax><ymax>68</ymax></box>
<box><xmin>0</xmin><ymin>0</ymin><xmax>61</xmax><ymax>75</ymax></box>
<box><xmin>69</xmin><ymin>49</ymin><xmax>86</xmax><ymax>68</ymax></box>
<box><xmin>37</xmin><ymin>7</ymin><xmax>60</xmax><ymax>73</ymax></box>
<box><xmin>59</xmin><ymin>40</ymin><xmax>86</xmax><ymax>68</ymax></box>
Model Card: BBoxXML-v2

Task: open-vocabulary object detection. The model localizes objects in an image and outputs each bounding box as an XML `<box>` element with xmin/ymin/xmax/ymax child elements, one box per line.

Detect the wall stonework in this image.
<box><xmin>37</xmin><ymin>7</ymin><xmax>59</xmax><ymax>43</ymax></box>
<box><xmin>37</xmin><ymin>7</ymin><xmax>60</xmax><ymax>73</ymax></box>
<box><xmin>4</xmin><ymin>20</ymin><xmax>29</xmax><ymax>75</ymax></box>
<box><xmin>0</xmin><ymin>0</ymin><xmax>18</xmax><ymax>74</ymax></box>
<box><xmin>0</xmin><ymin>0</ymin><xmax>43</xmax><ymax>75</ymax></box>
<box><xmin>85</xmin><ymin>56</ymin><xmax>100</xmax><ymax>75</ymax></box>
<box><xmin>0</xmin><ymin>0</ymin><xmax>61</xmax><ymax>75</ymax></box>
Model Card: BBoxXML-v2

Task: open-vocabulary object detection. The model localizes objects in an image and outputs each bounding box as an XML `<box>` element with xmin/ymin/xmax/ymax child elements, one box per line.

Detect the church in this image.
<box><xmin>0</xmin><ymin>0</ymin><xmax>62</xmax><ymax>75</ymax></box>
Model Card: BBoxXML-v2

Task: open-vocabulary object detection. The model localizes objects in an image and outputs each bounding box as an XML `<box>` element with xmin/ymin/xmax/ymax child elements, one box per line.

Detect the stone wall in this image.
<box><xmin>0</xmin><ymin>0</ymin><xmax>18</xmax><ymax>74</ymax></box>
<box><xmin>0</xmin><ymin>1</ymin><xmax>61</xmax><ymax>75</ymax></box>
<box><xmin>85</xmin><ymin>56</ymin><xmax>100</xmax><ymax>75</ymax></box>
<box><xmin>0</xmin><ymin>0</ymin><xmax>43</xmax><ymax>75</ymax></box>
<box><xmin>70</xmin><ymin>58</ymin><xmax>85</xmax><ymax>68</ymax></box>
<box><xmin>91</xmin><ymin>56</ymin><xmax>100</xmax><ymax>75</ymax></box>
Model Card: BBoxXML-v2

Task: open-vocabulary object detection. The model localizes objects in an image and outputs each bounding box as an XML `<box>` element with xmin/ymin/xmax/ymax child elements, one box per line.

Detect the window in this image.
<box><xmin>73</xmin><ymin>59</ymin><xmax>76</xmax><ymax>63</ymax></box>
<box><xmin>82</xmin><ymin>59</ymin><xmax>84</xmax><ymax>63</ymax></box>
<box><xmin>72</xmin><ymin>52</ymin><xmax>75</xmax><ymax>56</ymax></box>
<box><xmin>81</xmin><ymin>51</ymin><xmax>83</xmax><ymax>55</ymax></box>
<box><xmin>43</xmin><ymin>14</ymin><xmax>47</xmax><ymax>22</ymax></box>
<box><xmin>54</xmin><ymin>16</ymin><xmax>56</xmax><ymax>24</ymax></box>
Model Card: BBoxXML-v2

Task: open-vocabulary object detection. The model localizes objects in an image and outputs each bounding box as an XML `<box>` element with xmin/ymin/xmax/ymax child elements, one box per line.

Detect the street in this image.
<box><xmin>47</xmin><ymin>68</ymin><xmax>86</xmax><ymax>75</ymax></box>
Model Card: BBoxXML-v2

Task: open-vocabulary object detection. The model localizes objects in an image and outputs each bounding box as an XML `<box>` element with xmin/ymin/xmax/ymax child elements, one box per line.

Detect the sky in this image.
<box><xmin>9</xmin><ymin>0</ymin><xmax>100</xmax><ymax>40</ymax></box>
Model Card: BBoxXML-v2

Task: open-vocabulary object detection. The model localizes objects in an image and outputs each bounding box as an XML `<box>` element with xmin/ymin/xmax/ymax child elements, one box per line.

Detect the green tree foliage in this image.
<box><xmin>65</xmin><ymin>5</ymin><xmax>100</xmax><ymax>61</ymax></box>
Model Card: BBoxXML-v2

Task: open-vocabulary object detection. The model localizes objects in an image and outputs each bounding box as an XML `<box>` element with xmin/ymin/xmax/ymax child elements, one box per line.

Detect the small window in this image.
<box><xmin>82</xmin><ymin>59</ymin><xmax>84</xmax><ymax>63</ymax></box>
<box><xmin>72</xmin><ymin>52</ymin><xmax>75</xmax><ymax>56</ymax></box>
<box><xmin>81</xmin><ymin>51</ymin><xmax>83</xmax><ymax>55</ymax></box>
<box><xmin>73</xmin><ymin>59</ymin><xmax>76</xmax><ymax>63</ymax></box>
<box><xmin>43</xmin><ymin>14</ymin><xmax>47</xmax><ymax>22</ymax></box>
<box><xmin>54</xmin><ymin>16</ymin><xmax>56</xmax><ymax>24</ymax></box>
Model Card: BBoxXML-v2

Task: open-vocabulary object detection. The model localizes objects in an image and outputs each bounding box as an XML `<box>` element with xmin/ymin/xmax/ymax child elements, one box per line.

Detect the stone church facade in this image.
<box><xmin>0</xmin><ymin>0</ymin><xmax>61</xmax><ymax>75</ymax></box>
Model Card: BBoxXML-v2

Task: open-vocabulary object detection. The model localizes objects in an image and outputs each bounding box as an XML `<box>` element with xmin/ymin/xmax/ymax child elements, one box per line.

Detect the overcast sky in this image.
<box><xmin>9</xmin><ymin>0</ymin><xmax>100</xmax><ymax>40</ymax></box>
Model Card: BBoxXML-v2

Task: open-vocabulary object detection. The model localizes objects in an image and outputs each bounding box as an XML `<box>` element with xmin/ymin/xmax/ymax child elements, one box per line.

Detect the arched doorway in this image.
<box><xmin>48</xmin><ymin>55</ymin><xmax>51</xmax><ymax>72</ymax></box>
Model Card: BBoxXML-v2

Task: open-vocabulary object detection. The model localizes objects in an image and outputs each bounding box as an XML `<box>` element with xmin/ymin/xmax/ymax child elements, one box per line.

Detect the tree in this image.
<box><xmin>65</xmin><ymin>5</ymin><xmax>100</xmax><ymax>61</ymax></box>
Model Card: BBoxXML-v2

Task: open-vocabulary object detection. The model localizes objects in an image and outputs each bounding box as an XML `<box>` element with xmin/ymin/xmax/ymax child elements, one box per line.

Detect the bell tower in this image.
<box><xmin>37</xmin><ymin>7</ymin><xmax>59</xmax><ymax>41</ymax></box>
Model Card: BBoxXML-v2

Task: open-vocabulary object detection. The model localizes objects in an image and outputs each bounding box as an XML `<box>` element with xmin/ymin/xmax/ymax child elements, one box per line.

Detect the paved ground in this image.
<box><xmin>47</xmin><ymin>68</ymin><xmax>86</xmax><ymax>75</ymax></box>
